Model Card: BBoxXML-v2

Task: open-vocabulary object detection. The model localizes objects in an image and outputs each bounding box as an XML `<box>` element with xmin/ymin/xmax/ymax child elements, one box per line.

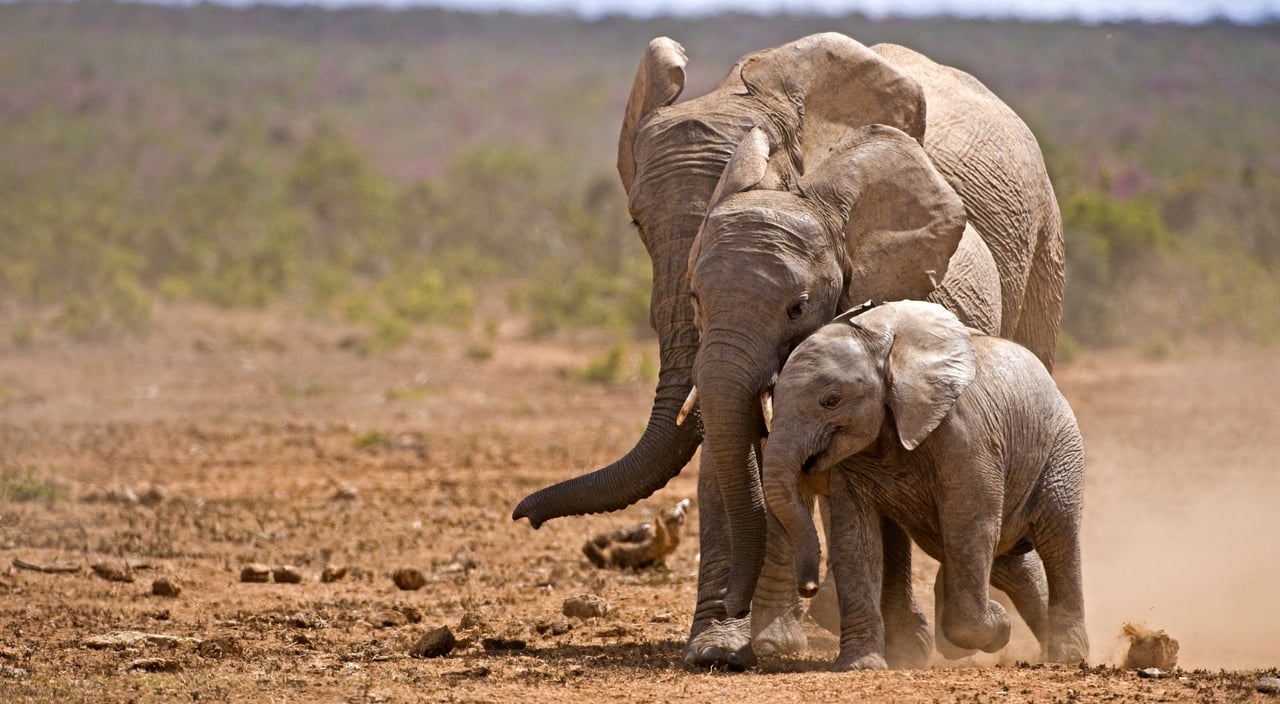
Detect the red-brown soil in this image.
<box><xmin>1</xmin><ymin>304</ymin><xmax>1277</xmax><ymax>702</ymax></box>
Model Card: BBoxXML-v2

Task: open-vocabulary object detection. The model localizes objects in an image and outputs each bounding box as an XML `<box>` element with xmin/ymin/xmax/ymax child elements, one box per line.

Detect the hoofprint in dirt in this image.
<box><xmin>1</xmin><ymin>304</ymin><xmax>1278</xmax><ymax>702</ymax></box>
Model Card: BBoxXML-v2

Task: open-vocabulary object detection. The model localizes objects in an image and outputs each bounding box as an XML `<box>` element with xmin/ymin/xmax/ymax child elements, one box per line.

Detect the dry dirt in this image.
<box><xmin>1</xmin><ymin>304</ymin><xmax>1277</xmax><ymax>702</ymax></box>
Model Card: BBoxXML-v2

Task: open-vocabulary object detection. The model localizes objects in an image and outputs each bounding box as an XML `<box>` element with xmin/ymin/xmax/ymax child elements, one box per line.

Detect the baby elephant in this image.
<box><xmin>763</xmin><ymin>300</ymin><xmax>1087</xmax><ymax>670</ymax></box>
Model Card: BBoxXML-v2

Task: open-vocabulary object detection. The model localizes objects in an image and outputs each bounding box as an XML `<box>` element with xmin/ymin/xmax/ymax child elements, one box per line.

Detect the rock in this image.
<box><xmin>563</xmin><ymin>594</ymin><xmax>610</xmax><ymax>620</ymax></box>
<box><xmin>272</xmin><ymin>566</ymin><xmax>303</xmax><ymax>584</ymax></box>
<box><xmin>392</xmin><ymin>567</ymin><xmax>426</xmax><ymax>591</ymax></box>
<box><xmin>92</xmin><ymin>561</ymin><xmax>134</xmax><ymax>583</ymax></box>
<box><xmin>535</xmin><ymin>616</ymin><xmax>573</xmax><ymax>636</ymax></box>
<box><xmin>582</xmin><ymin>499</ymin><xmax>690</xmax><ymax>570</ymax></box>
<box><xmin>458</xmin><ymin>610</ymin><xmax>488</xmax><ymax>631</ymax></box>
<box><xmin>399</xmin><ymin>606</ymin><xmax>423</xmax><ymax>624</ymax></box>
<box><xmin>409</xmin><ymin>626</ymin><xmax>456</xmax><ymax>658</ymax></box>
<box><xmin>333</xmin><ymin>486</ymin><xmax>359</xmax><ymax>501</ymax></box>
<box><xmin>289</xmin><ymin>612</ymin><xmax>321</xmax><ymax>629</ymax></box>
<box><xmin>0</xmin><ymin>665</ymin><xmax>29</xmax><ymax>679</ymax></box>
<box><xmin>1137</xmin><ymin>667</ymin><xmax>1165</xmax><ymax>679</ymax></box>
<box><xmin>320</xmin><ymin>565</ymin><xmax>348</xmax><ymax>583</ymax></box>
<box><xmin>151</xmin><ymin>577</ymin><xmax>181</xmax><ymax>597</ymax></box>
<box><xmin>1122</xmin><ymin>623</ymin><xmax>1179</xmax><ymax>670</ymax></box>
<box><xmin>239</xmin><ymin>564</ymin><xmax>271</xmax><ymax>583</ymax></box>
<box><xmin>1258</xmin><ymin>677</ymin><xmax>1280</xmax><ymax>695</ymax></box>
<box><xmin>127</xmin><ymin>657</ymin><xmax>181</xmax><ymax>673</ymax></box>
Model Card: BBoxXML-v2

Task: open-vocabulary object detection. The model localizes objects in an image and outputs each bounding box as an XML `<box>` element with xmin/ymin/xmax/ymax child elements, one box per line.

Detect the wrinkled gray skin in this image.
<box><xmin>764</xmin><ymin>301</ymin><xmax>1088</xmax><ymax>670</ymax></box>
<box><xmin>514</xmin><ymin>33</ymin><xmax>1063</xmax><ymax>670</ymax></box>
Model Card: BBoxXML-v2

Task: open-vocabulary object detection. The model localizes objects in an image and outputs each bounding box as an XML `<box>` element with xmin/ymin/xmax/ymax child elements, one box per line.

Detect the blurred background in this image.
<box><xmin>1</xmin><ymin>0</ymin><xmax>1277</xmax><ymax>359</ymax></box>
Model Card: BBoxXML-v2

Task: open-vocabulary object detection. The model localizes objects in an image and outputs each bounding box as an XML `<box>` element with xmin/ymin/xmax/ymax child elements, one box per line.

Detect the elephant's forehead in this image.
<box><xmin>704</xmin><ymin>197</ymin><xmax>824</xmax><ymax>245</ymax></box>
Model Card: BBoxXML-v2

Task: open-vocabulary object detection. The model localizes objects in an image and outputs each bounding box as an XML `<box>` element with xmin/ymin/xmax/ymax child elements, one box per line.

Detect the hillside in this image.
<box><xmin>1</xmin><ymin>2</ymin><xmax>1277</xmax><ymax>352</ymax></box>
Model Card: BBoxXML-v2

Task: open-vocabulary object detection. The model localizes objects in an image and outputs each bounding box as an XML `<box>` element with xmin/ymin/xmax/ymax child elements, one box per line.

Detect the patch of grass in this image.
<box><xmin>571</xmin><ymin>342</ymin><xmax>655</xmax><ymax>385</ymax></box>
<box><xmin>353</xmin><ymin>430</ymin><xmax>391</xmax><ymax>451</ymax></box>
<box><xmin>1</xmin><ymin>467</ymin><xmax>68</xmax><ymax>503</ymax></box>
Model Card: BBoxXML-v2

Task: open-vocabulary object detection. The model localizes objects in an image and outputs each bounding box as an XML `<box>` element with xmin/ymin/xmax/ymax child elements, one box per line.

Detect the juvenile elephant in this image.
<box><xmin>763</xmin><ymin>300</ymin><xmax>1088</xmax><ymax>670</ymax></box>
<box><xmin>514</xmin><ymin>32</ymin><xmax>1063</xmax><ymax>670</ymax></box>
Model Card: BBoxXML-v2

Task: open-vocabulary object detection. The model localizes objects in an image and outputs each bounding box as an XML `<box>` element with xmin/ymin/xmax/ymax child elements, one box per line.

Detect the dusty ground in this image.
<box><xmin>1</xmin><ymin>304</ymin><xmax>1277</xmax><ymax>702</ymax></box>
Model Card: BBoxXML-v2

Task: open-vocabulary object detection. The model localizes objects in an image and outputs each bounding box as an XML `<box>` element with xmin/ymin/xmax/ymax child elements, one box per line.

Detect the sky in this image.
<box><xmin>221</xmin><ymin>0</ymin><xmax>1280</xmax><ymax>24</ymax></box>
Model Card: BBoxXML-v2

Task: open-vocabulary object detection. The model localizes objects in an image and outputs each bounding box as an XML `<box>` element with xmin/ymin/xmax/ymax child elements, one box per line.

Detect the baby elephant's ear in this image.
<box><xmin>707</xmin><ymin>126</ymin><xmax>772</xmax><ymax>211</ymax></box>
<box><xmin>855</xmin><ymin>301</ymin><xmax>976</xmax><ymax>450</ymax></box>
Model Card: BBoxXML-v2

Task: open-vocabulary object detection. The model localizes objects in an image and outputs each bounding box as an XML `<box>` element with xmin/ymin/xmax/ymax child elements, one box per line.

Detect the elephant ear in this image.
<box><xmin>617</xmin><ymin>37</ymin><xmax>687</xmax><ymax>194</ymax></box>
<box><xmin>851</xmin><ymin>301</ymin><xmax>976</xmax><ymax>451</ymax></box>
<box><xmin>738</xmin><ymin>32</ymin><xmax>925</xmax><ymax>175</ymax></box>
<box><xmin>802</xmin><ymin>124</ymin><xmax>967</xmax><ymax>304</ymax></box>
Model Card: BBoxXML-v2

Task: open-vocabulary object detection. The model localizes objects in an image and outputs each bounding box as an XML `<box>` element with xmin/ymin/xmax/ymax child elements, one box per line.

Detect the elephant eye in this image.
<box><xmin>787</xmin><ymin>294</ymin><xmax>810</xmax><ymax>321</ymax></box>
<box><xmin>820</xmin><ymin>391</ymin><xmax>841</xmax><ymax>409</ymax></box>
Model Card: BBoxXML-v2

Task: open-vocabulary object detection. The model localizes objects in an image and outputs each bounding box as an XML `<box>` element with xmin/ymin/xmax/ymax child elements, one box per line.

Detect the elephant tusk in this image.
<box><xmin>761</xmin><ymin>391</ymin><xmax>773</xmax><ymax>433</ymax></box>
<box><xmin>676</xmin><ymin>385</ymin><xmax>699</xmax><ymax>426</ymax></box>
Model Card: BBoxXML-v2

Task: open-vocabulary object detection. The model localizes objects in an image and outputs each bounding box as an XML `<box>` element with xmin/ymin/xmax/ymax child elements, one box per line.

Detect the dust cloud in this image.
<box><xmin>1064</xmin><ymin>346</ymin><xmax>1280</xmax><ymax>669</ymax></box>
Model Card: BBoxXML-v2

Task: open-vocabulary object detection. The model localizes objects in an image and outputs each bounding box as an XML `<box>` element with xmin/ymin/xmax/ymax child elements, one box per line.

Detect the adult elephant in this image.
<box><xmin>514</xmin><ymin>33</ymin><xmax>1063</xmax><ymax>669</ymax></box>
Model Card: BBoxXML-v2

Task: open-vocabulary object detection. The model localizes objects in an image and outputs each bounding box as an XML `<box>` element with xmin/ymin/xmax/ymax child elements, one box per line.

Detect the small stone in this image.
<box><xmin>1137</xmin><ymin>668</ymin><xmax>1164</xmax><ymax>679</ymax></box>
<box><xmin>151</xmin><ymin>577</ymin><xmax>181</xmax><ymax>597</ymax></box>
<box><xmin>92</xmin><ymin>561</ymin><xmax>134</xmax><ymax>583</ymax></box>
<box><xmin>1258</xmin><ymin>677</ymin><xmax>1280</xmax><ymax>695</ymax></box>
<box><xmin>409</xmin><ymin>626</ymin><xmax>455</xmax><ymax>658</ymax></box>
<box><xmin>272</xmin><ymin>566</ymin><xmax>303</xmax><ymax>584</ymax></box>
<box><xmin>399</xmin><ymin>606</ymin><xmax>423</xmax><ymax>624</ymax></box>
<box><xmin>535</xmin><ymin>616</ymin><xmax>573</xmax><ymax>636</ymax></box>
<box><xmin>320</xmin><ymin>565</ymin><xmax>348</xmax><ymax>583</ymax></box>
<box><xmin>392</xmin><ymin>568</ymin><xmax>426</xmax><ymax>590</ymax></box>
<box><xmin>563</xmin><ymin>594</ymin><xmax>610</xmax><ymax>620</ymax></box>
<box><xmin>333</xmin><ymin>486</ymin><xmax>359</xmax><ymax>501</ymax></box>
<box><xmin>239</xmin><ymin>564</ymin><xmax>271</xmax><ymax>583</ymax></box>
<box><xmin>458</xmin><ymin>610</ymin><xmax>487</xmax><ymax>631</ymax></box>
<box><xmin>289</xmin><ymin>612</ymin><xmax>321</xmax><ymax>629</ymax></box>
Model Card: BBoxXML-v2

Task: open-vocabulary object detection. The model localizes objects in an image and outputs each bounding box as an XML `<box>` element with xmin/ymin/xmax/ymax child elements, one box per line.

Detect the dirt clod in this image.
<box><xmin>1258</xmin><ymin>677</ymin><xmax>1280</xmax><ymax>695</ymax></box>
<box><xmin>375</xmin><ymin>609</ymin><xmax>409</xmax><ymax>628</ymax></box>
<box><xmin>563</xmin><ymin>594</ymin><xmax>610</xmax><ymax>620</ymax></box>
<box><xmin>1122</xmin><ymin>623</ymin><xmax>1179</xmax><ymax>670</ymax></box>
<box><xmin>196</xmin><ymin>637</ymin><xmax>242</xmax><ymax>659</ymax></box>
<box><xmin>481</xmin><ymin>637</ymin><xmax>527</xmax><ymax>652</ymax></box>
<box><xmin>151</xmin><ymin>577</ymin><xmax>181</xmax><ymax>597</ymax></box>
<box><xmin>272</xmin><ymin>566</ymin><xmax>303</xmax><ymax>583</ymax></box>
<box><xmin>391</xmin><ymin>567</ymin><xmax>426</xmax><ymax>590</ymax></box>
<box><xmin>1137</xmin><ymin>667</ymin><xmax>1165</xmax><ymax>679</ymax></box>
<box><xmin>239</xmin><ymin>564</ymin><xmax>271</xmax><ymax>583</ymax></box>
<box><xmin>535</xmin><ymin>616</ymin><xmax>573</xmax><ymax>636</ymax></box>
<box><xmin>409</xmin><ymin>626</ymin><xmax>455</xmax><ymax>658</ymax></box>
<box><xmin>583</xmin><ymin>499</ymin><xmax>689</xmax><ymax>570</ymax></box>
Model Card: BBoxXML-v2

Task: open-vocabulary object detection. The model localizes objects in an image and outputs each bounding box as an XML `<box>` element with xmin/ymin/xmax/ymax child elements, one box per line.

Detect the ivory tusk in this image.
<box><xmin>676</xmin><ymin>385</ymin><xmax>699</xmax><ymax>426</ymax></box>
<box><xmin>761</xmin><ymin>391</ymin><xmax>773</xmax><ymax>433</ymax></box>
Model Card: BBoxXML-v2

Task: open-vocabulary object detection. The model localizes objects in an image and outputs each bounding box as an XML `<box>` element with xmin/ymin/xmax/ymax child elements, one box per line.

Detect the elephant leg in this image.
<box><xmin>936</xmin><ymin>483</ymin><xmax>1011</xmax><ymax>654</ymax></box>
<box><xmin>990</xmin><ymin>549</ymin><xmax>1050</xmax><ymax>646</ymax></box>
<box><xmin>751</xmin><ymin>498</ymin><xmax>810</xmax><ymax>657</ymax></box>
<box><xmin>880</xmin><ymin>517</ymin><xmax>932</xmax><ymax>668</ymax></box>
<box><xmin>827</xmin><ymin>476</ymin><xmax>888</xmax><ymax>671</ymax></box>
<box><xmin>1030</xmin><ymin>475</ymin><xmax>1088</xmax><ymax>663</ymax></box>
<box><xmin>683</xmin><ymin>447</ymin><xmax>755</xmax><ymax>671</ymax></box>
<box><xmin>933</xmin><ymin>563</ymin><xmax>976</xmax><ymax>660</ymax></box>
<box><xmin>804</xmin><ymin>496</ymin><xmax>840</xmax><ymax>634</ymax></box>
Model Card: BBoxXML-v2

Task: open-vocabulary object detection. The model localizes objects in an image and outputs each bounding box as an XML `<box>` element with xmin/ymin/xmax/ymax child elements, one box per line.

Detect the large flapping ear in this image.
<box><xmin>738</xmin><ymin>32</ymin><xmax>925</xmax><ymax>176</ymax></box>
<box><xmin>851</xmin><ymin>301</ymin><xmax>976</xmax><ymax>451</ymax></box>
<box><xmin>617</xmin><ymin>38</ymin><xmax>687</xmax><ymax>194</ymax></box>
<box><xmin>802</xmin><ymin>124</ymin><xmax>967</xmax><ymax>304</ymax></box>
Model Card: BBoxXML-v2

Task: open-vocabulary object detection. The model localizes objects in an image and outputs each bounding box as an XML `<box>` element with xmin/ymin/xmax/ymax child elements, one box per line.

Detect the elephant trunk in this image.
<box><xmin>762</xmin><ymin>431</ymin><xmax>823</xmax><ymax>598</ymax></box>
<box><xmin>512</xmin><ymin>290</ymin><xmax>699</xmax><ymax>528</ymax></box>
<box><xmin>697</xmin><ymin>362</ymin><xmax>769</xmax><ymax>619</ymax></box>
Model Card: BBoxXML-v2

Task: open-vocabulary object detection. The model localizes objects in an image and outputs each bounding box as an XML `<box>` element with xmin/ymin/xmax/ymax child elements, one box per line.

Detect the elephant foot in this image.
<box><xmin>683</xmin><ymin>617</ymin><xmax>756</xmax><ymax>671</ymax></box>
<box><xmin>804</xmin><ymin>577</ymin><xmax>841</xmax><ymax>635</ymax></box>
<box><xmin>1045</xmin><ymin>624</ymin><xmax>1089</xmax><ymax>664</ymax></box>
<box><xmin>752</xmin><ymin>599</ymin><xmax>808</xmax><ymax>657</ymax></box>
<box><xmin>940</xmin><ymin>600</ymin><xmax>1011</xmax><ymax>655</ymax></box>
<box><xmin>935</xmin><ymin>628</ymin><xmax>978</xmax><ymax>660</ymax></box>
<box><xmin>832</xmin><ymin>651</ymin><xmax>888</xmax><ymax>672</ymax></box>
<box><xmin>884</xmin><ymin>612</ymin><xmax>933</xmax><ymax>669</ymax></box>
